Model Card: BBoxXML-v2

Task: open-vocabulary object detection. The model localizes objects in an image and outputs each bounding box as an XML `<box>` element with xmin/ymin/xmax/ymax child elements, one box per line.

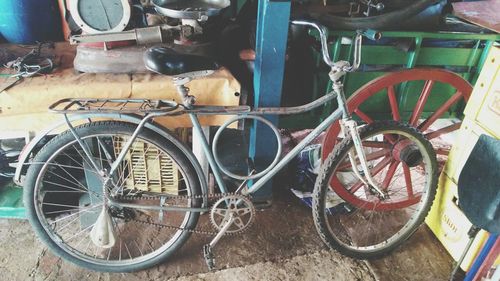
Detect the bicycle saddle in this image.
<box><xmin>144</xmin><ymin>47</ymin><xmax>219</xmax><ymax>76</ymax></box>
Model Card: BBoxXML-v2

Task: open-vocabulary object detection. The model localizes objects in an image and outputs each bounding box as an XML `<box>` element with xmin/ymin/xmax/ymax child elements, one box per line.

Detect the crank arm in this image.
<box><xmin>203</xmin><ymin>213</ymin><xmax>235</xmax><ymax>271</ymax></box>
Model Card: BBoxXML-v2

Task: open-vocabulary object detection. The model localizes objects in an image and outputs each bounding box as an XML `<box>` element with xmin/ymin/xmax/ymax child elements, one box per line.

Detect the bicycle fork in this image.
<box><xmin>331</xmin><ymin>76</ymin><xmax>387</xmax><ymax>199</ymax></box>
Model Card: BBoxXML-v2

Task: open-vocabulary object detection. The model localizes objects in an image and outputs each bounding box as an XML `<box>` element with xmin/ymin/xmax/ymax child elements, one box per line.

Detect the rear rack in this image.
<box><xmin>49</xmin><ymin>98</ymin><xmax>180</xmax><ymax>114</ymax></box>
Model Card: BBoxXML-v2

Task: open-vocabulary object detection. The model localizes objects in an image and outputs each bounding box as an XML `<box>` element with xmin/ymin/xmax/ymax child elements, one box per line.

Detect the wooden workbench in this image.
<box><xmin>0</xmin><ymin>43</ymin><xmax>241</xmax><ymax>133</ymax></box>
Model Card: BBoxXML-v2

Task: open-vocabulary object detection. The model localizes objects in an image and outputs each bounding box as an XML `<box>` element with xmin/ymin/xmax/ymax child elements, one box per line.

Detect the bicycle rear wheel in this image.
<box><xmin>24</xmin><ymin>121</ymin><xmax>202</xmax><ymax>272</ymax></box>
<box><xmin>313</xmin><ymin>121</ymin><xmax>437</xmax><ymax>258</ymax></box>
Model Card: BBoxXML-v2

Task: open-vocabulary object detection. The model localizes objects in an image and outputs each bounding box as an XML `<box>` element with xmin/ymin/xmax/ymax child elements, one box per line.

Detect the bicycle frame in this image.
<box><xmin>55</xmin><ymin>90</ymin><xmax>343</xmax><ymax>212</ymax></box>
<box><xmin>189</xmin><ymin>104</ymin><xmax>344</xmax><ymax>196</ymax></box>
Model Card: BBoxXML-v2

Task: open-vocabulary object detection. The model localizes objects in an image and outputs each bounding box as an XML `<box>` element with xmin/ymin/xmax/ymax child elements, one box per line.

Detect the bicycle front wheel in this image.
<box><xmin>313</xmin><ymin>121</ymin><xmax>437</xmax><ymax>258</ymax></box>
<box><xmin>24</xmin><ymin>121</ymin><xmax>202</xmax><ymax>272</ymax></box>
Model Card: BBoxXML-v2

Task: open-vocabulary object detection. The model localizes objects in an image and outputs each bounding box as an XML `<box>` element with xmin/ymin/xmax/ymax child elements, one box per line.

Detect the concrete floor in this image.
<box><xmin>0</xmin><ymin>188</ymin><xmax>458</xmax><ymax>281</ymax></box>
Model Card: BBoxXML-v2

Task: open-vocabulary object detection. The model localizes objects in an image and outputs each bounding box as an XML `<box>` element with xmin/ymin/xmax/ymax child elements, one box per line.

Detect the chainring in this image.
<box><xmin>209</xmin><ymin>194</ymin><xmax>256</xmax><ymax>235</ymax></box>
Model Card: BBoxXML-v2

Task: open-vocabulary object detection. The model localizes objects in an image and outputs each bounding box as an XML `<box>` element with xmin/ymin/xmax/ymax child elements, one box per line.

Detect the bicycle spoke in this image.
<box><xmin>46</xmin><ymin>165</ymin><xmax>89</xmax><ymax>192</ymax></box>
<box><xmin>71</xmin><ymin>145</ymin><xmax>99</xmax><ymax>175</ymax></box>
<box><xmin>49</xmin><ymin>203</ymin><xmax>103</xmax><ymax>225</ymax></box>
<box><xmin>65</xmin><ymin>222</ymin><xmax>96</xmax><ymax>243</ymax></box>
<box><xmin>42</xmin><ymin>180</ymin><xmax>88</xmax><ymax>193</ymax></box>
<box><xmin>28</xmin><ymin>123</ymin><xmax>199</xmax><ymax>269</ymax></box>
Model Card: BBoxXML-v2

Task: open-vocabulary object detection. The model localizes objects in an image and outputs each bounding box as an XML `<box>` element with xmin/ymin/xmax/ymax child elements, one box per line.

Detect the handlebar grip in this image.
<box><xmin>360</xmin><ymin>29</ymin><xmax>382</xmax><ymax>41</ymax></box>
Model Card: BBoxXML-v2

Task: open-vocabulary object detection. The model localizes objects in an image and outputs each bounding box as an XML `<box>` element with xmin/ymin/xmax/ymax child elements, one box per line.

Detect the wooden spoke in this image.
<box><xmin>381</xmin><ymin>160</ymin><xmax>400</xmax><ymax>190</ymax></box>
<box><xmin>338</xmin><ymin>149</ymin><xmax>390</xmax><ymax>170</ymax></box>
<box><xmin>418</xmin><ymin>91</ymin><xmax>464</xmax><ymax>131</ymax></box>
<box><xmin>348</xmin><ymin>157</ymin><xmax>392</xmax><ymax>193</ymax></box>
<box><xmin>409</xmin><ymin>80</ymin><xmax>435</xmax><ymax>126</ymax></box>
<box><xmin>387</xmin><ymin>85</ymin><xmax>400</xmax><ymax>121</ymax></box>
<box><xmin>403</xmin><ymin>164</ymin><xmax>414</xmax><ymax>198</ymax></box>
<box><xmin>353</xmin><ymin>108</ymin><xmax>374</xmax><ymax>124</ymax></box>
<box><xmin>425</xmin><ymin>123</ymin><xmax>462</xmax><ymax>140</ymax></box>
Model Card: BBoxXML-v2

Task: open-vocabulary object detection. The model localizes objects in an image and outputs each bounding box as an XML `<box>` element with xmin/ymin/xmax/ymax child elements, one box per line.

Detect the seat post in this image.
<box><xmin>173</xmin><ymin>76</ymin><xmax>196</xmax><ymax>109</ymax></box>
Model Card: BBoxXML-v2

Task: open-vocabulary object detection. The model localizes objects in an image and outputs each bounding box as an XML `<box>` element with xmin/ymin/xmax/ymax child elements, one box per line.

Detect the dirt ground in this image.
<box><xmin>0</xmin><ymin>189</ymin><xmax>457</xmax><ymax>281</ymax></box>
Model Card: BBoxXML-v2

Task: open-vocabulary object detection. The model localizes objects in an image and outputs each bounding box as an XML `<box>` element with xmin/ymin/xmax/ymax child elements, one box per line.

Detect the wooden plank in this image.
<box><xmin>453</xmin><ymin>0</ymin><xmax>500</xmax><ymax>33</ymax></box>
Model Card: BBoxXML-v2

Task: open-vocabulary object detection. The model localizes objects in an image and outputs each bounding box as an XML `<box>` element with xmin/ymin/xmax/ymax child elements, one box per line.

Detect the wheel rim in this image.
<box><xmin>323</xmin><ymin>128</ymin><xmax>434</xmax><ymax>251</ymax></box>
<box><xmin>33</xmin><ymin>133</ymin><xmax>194</xmax><ymax>267</ymax></box>
<box><xmin>322</xmin><ymin>69</ymin><xmax>471</xmax><ymax>210</ymax></box>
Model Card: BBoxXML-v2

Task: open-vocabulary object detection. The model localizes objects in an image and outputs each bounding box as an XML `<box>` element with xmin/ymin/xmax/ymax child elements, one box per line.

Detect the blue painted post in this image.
<box><xmin>249</xmin><ymin>0</ymin><xmax>291</xmax><ymax>202</ymax></box>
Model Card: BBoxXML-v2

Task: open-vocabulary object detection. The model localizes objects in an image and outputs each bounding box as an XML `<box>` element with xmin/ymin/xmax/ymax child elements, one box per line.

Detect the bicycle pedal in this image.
<box><xmin>203</xmin><ymin>244</ymin><xmax>215</xmax><ymax>271</ymax></box>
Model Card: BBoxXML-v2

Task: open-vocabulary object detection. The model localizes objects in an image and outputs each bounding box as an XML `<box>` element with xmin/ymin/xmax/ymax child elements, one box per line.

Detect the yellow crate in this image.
<box><xmin>426</xmin><ymin>173</ymin><xmax>488</xmax><ymax>271</ymax></box>
<box><xmin>443</xmin><ymin>46</ymin><xmax>500</xmax><ymax>183</ymax></box>
<box><xmin>464</xmin><ymin>46</ymin><xmax>500</xmax><ymax>137</ymax></box>
<box><xmin>427</xmin><ymin>47</ymin><xmax>500</xmax><ymax>271</ymax></box>
<box><xmin>443</xmin><ymin>118</ymin><xmax>496</xmax><ymax>183</ymax></box>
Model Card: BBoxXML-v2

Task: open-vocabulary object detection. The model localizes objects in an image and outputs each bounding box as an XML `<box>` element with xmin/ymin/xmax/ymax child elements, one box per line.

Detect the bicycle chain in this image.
<box><xmin>114</xmin><ymin>192</ymin><xmax>252</xmax><ymax>236</ymax></box>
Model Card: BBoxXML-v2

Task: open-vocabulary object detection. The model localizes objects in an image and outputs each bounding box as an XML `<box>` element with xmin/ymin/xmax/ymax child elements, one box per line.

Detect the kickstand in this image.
<box><xmin>202</xmin><ymin>213</ymin><xmax>235</xmax><ymax>271</ymax></box>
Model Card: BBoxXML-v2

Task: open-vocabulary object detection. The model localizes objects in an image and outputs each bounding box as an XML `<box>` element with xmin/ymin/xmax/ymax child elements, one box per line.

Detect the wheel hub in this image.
<box><xmin>393</xmin><ymin>140</ymin><xmax>422</xmax><ymax>167</ymax></box>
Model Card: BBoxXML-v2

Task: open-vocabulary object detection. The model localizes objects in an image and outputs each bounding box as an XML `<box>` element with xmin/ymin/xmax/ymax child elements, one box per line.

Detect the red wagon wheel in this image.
<box><xmin>321</xmin><ymin>68</ymin><xmax>473</xmax><ymax>210</ymax></box>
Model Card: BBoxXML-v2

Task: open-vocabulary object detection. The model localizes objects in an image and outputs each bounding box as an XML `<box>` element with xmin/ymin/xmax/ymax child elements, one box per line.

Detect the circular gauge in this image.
<box><xmin>70</xmin><ymin>0</ymin><xmax>131</xmax><ymax>34</ymax></box>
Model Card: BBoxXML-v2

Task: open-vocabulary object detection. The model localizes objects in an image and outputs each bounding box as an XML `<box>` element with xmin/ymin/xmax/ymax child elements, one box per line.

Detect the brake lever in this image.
<box><xmin>350</xmin><ymin>29</ymin><xmax>382</xmax><ymax>71</ymax></box>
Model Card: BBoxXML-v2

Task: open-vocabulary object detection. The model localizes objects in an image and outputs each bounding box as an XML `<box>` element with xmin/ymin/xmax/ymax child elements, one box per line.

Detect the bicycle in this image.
<box><xmin>22</xmin><ymin>20</ymin><xmax>438</xmax><ymax>272</ymax></box>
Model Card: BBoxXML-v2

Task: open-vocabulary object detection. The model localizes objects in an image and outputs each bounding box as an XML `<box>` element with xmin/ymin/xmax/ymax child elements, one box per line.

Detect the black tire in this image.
<box><xmin>313</xmin><ymin>121</ymin><xmax>438</xmax><ymax>258</ymax></box>
<box><xmin>309</xmin><ymin>0</ymin><xmax>440</xmax><ymax>30</ymax></box>
<box><xmin>24</xmin><ymin>121</ymin><xmax>202</xmax><ymax>272</ymax></box>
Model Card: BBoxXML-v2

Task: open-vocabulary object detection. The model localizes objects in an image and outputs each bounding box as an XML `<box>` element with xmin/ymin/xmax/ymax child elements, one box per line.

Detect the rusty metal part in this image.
<box><xmin>70</xmin><ymin>26</ymin><xmax>175</xmax><ymax>45</ymax></box>
<box><xmin>209</xmin><ymin>194</ymin><xmax>255</xmax><ymax>235</ymax></box>
<box><xmin>49</xmin><ymin>98</ymin><xmax>180</xmax><ymax>114</ymax></box>
<box><xmin>117</xmin><ymin>191</ymin><xmax>252</xmax><ymax>236</ymax></box>
<box><xmin>152</xmin><ymin>0</ymin><xmax>230</xmax><ymax>21</ymax></box>
<box><xmin>48</xmin><ymin>92</ymin><xmax>337</xmax><ymax>117</ymax></box>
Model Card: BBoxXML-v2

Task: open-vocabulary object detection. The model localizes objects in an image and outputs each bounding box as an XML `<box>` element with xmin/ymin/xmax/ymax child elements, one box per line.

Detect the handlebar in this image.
<box><xmin>291</xmin><ymin>20</ymin><xmax>334</xmax><ymax>67</ymax></box>
<box><xmin>291</xmin><ymin>20</ymin><xmax>381</xmax><ymax>72</ymax></box>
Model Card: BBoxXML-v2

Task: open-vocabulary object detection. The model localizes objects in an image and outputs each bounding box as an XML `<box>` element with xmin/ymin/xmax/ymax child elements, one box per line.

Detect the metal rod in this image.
<box><xmin>50</xmin><ymin>95</ymin><xmax>334</xmax><ymax>116</ymax></box>
<box><xmin>243</xmin><ymin>107</ymin><xmax>343</xmax><ymax>195</ymax></box>
<box><xmin>109</xmin><ymin>200</ymin><xmax>208</xmax><ymax>213</ymax></box>
<box><xmin>189</xmin><ymin>114</ymin><xmax>229</xmax><ymax>194</ymax></box>
<box><xmin>63</xmin><ymin>114</ymin><xmax>103</xmax><ymax>176</ymax></box>
<box><xmin>249</xmin><ymin>93</ymin><xmax>336</xmax><ymax>115</ymax></box>
<box><xmin>291</xmin><ymin>20</ymin><xmax>334</xmax><ymax>67</ymax></box>
<box><xmin>209</xmin><ymin>214</ymin><xmax>235</xmax><ymax>248</ymax></box>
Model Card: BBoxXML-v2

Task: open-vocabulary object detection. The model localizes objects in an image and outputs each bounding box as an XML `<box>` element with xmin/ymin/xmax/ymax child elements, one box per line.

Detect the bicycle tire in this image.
<box><xmin>24</xmin><ymin>121</ymin><xmax>202</xmax><ymax>272</ymax></box>
<box><xmin>309</xmin><ymin>0</ymin><xmax>441</xmax><ymax>30</ymax></box>
<box><xmin>313</xmin><ymin>121</ymin><xmax>438</xmax><ymax>258</ymax></box>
